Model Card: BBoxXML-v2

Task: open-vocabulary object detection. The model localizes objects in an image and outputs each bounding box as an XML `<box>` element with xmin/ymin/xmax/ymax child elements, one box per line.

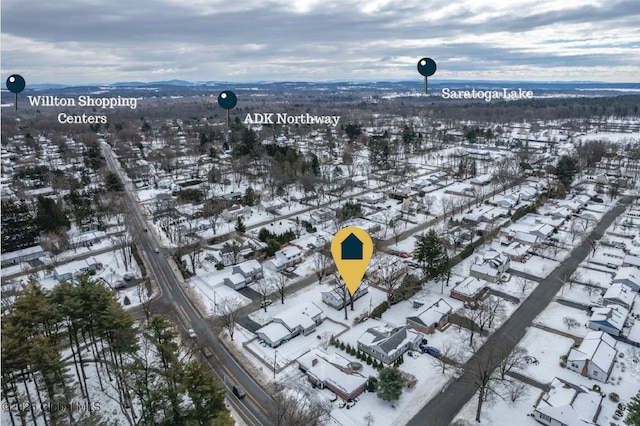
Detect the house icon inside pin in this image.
<box><xmin>341</xmin><ymin>233</ymin><xmax>363</xmax><ymax>260</ymax></box>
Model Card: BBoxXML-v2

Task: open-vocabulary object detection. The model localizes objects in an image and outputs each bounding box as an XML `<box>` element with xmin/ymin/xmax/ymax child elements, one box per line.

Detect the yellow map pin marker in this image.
<box><xmin>331</xmin><ymin>226</ymin><xmax>373</xmax><ymax>296</ymax></box>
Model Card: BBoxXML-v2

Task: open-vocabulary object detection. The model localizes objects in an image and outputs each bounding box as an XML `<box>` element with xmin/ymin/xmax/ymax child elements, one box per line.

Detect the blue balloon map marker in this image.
<box><xmin>218</xmin><ymin>90</ymin><xmax>237</xmax><ymax>127</ymax></box>
<box><xmin>417</xmin><ymin>58</ymin><xmax>437</xmax><ymax>93</ymax></box>
<box><xmin>6</xmin><ymin>74</ymin><xmax>26</xmax><ymax>111</ymax></box>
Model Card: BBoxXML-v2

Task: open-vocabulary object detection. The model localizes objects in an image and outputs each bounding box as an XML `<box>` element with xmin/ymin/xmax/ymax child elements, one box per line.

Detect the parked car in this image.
<box><xmin>201</xmin><ymin>347</ymin><xmax>213</xmax><ymax>358</ymax></box>
<box><xmin>260</xmin><ymin>298</ymin><xmax>273</xmax><ymax>308</ymax></box>
<box><xmin>232</xmin><ymin>385</ymin><xmax>246</xmax><ymax>399</ymax></box>
<box><xmin>420</xmin><ymin>345</ymin><xmax>441</xmax><ymax>358</ymax></box>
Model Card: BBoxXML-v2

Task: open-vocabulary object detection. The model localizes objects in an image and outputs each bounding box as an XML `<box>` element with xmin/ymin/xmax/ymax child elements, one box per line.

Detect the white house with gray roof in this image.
<box><xmin>357</xmin><ymin>325</ymin><xmax>423</xmax><ymax>365</ymax></box>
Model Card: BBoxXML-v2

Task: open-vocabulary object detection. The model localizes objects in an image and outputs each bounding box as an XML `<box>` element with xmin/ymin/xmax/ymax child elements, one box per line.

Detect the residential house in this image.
<box><xmin>612</xmin><ymin>266</ymin><xmax>640</xmax><ymax>291</ymax></box>
<box><xmin>232</xmin><ymin>259</ymin><xmax>263</xmax><ymax>284</ymax></box>
<box><xmin>309</xmin><ymin>208</ymin><xmax>334</xmax><ymax>225</ymax></box>
<box><xmin>358</xmin><ymin>192</ymin><xmax>385</xmax><ymax>204</ymax></box>
<box><xmin>255</xmin><ymin>302</ymin><xmax>323</xmax><ymax>347</ymax></box>
<box><xmin>222</xmin><ymin>204</ymin><xmax>250</xmax><ymax>221</ymax></box>
<box><xmin>533</xmin><ymin>377</ymin><xmax>603</xmax><ymax>426</ymax></box>
<box><xmin>470</xmin><ymin>174</ymin><xmax>493</xmax><ymax>186</ymax></box>
<box><xmin>1</xmin><ymin>245</ymin><xmax>45</xmax><ymax>267</ymax></box>
<box><xmin>567</xmin><ymin>331</ymin><xmax>617</xmax><ymax>382</ymax></box>
<box><xmin>69</xmin><ymin>230</ymin><xmax>107</xmax><ymax>250</ymax></box>
<box><xmin>274</xmin><ymin>245</ymin><xmax>303</xmax><ymax>267</ymax></box>
<box><xmin>602</xmin><ymin>283</ymin><xmax>636</xmax><ymax>310</ymax></box>
<box><xmin>223</xmin><ymin>274</ymin><xmax>246</xmax><ymax>290</ymax></box>
<box><xmin>588</xmin><ymin>305</ymin><xmax>629</xmax><ymax>337</ymax></box>
<box><xmin>622</xmin><ymin>255</ymin><xmax>640</xmax><ymax>271</ymax></box>
<box><xmin>406</xmin><ymin>298</ymin><xmax>452</xmax><ymax>334</ymax></box>
<box><xmin>502</xmin><ymin>241</ymin><xmax>531</xmax><ymax>262</ymax></box>
<box><xmin>469</xmin><ymin>251</ymin><xmax>510</xmax><ymax>282</ymax></box>
<box><xmin>450</xmin><ymin>276</ymin><xmax>490</xmax><ymax>302</ymax></box>
<box><xmin>322</xmin><ymin>283</ymin><xmax>368</xmax><ymax>310</ymax></box>
<box><xmin>297</xmin><ymin>349</ymin><xmax>367</xmax><ymax>401</ymax></box>
<box><xmin>53</xmin><ymin>258</ymin><xmax>99</xmax><ymax>281</ymax></box>
<box><xmin>357</xmin><ymin>325</ymin><xmax>423</xmax><ymax>365</ymax></box>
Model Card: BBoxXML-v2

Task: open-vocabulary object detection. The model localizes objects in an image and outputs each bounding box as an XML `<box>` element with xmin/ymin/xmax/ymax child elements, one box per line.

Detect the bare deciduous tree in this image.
<box><xmin>214</xmin><ymin>297</ymin><xmax>242</xmax><ymax>341</ymax></box>
<box><xmin>563</xmin><ymin>317</ymin><xmax>580</xmax><ymax>331</ymax></box>
<box><xmin>313</xmin><ymin>251</ymin><xmax>332</xmax><ymax>285</ymax></box>
<box><xmin>371</xmin><ymin>255</ymin><xmax>406</xmax><ymax>304</ymax></box>
<box><xmin>270</xmin><ymin>381</ymin><xmax>332</xmax><ymax>426</ymax></box>
<box><xmin>429</xmin><ymin>340</ymin><xmax>459</xmax><ymax>374</ymax></box>
<box><xmin>272</xmin><ymin>273</ymin><xmax>289</xmax><ymax>305</ymax></box>
<box><xmin>255</xmin><ymin>279</ymin><xmax>273</xmax><ymax>312</ymax></box>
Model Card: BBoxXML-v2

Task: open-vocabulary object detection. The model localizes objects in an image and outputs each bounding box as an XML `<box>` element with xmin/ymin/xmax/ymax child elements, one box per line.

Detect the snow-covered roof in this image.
<box><xmin>1</xmin><ymin>245</ymin><xmax>44</xmax><ymax>262</ymax></box>
<box><xmin>452</xmin><ymin>276</ymin><xmax>489</xmax><ymax>296</ymax></box>
<box><xmin>470</xmin><ymin>262</ymin><xmax>500</xmax><ymax>279</ymax></box>
<box><xmin>613</xmin><ymin>266</ymin><xmax>640</xmax><ymax>285</ymax></box>
<box><xmin>298</xmin><ymin>349</ymin><xmax>367</xmax><ymax>398</ymax></box>
<box><xmin>536</xmin><ymin>378</ymin><xmax>601</xmax><ymax>426</ymax></box>
<box><xmin>568</xmin><ymin>331</ymin><xmax>617</xmax><ymax>374</ymax></box>
<box><xmin>603</xmin><ymin>283</ymin><xmax>636</xmax><ymax>307</ymax></box>
<box><xmin>276</xmin><ymin>245</ymin><xmax>302</xmax><ymax>259</ymax></box>
<box><xmin>273</xmin><ymin>302</ymin><xmax>323</xmax><ymax>331</ymax></box>
<box><xmin>358</xmin><ymin>325</ymin><xmax>422</xmax><ymax>358</ymax></box>
<box><xmin>224</xmin><ymin>273</ymin><xmax>245</xmax><ymax>286</ymax></box>
<box><xmin>590</xmin><ymin>305</ymin><xmax>629</xmax><ymax>332</ymax></box>
<box><xmin>502</xmin><ymin>241</ymin><xmax>531</xmax><ymax>257</ymax></box>
<box><xmin>407</xmin><ymin>298</ymin><xmax>452</xmax><ymax>328</ymax></box>
<box><xmin>622</xmin><ymin>255</ymin><xmax>640</xmax><ymax>268</ymax></box>
<box><xmin>233</xmin><ymin>259</ymin><xmax>262</xmax><ymax>275</ymax></box>
<box><xmin>256</xmin><ymin>322</ymin><xmax>290</xmax><ymax>343</ymax></box>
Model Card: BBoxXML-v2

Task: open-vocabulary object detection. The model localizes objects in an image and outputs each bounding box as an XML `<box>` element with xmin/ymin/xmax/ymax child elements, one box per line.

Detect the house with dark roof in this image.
<box><xmin>357</xmin><ymin>325</ymin><xmax>423</xmax><ymax>365</ymax></box>
<box><xmin>406</xmin><ymin>298</ymin><xmax>452</xmax><ymax>334</ymax></box>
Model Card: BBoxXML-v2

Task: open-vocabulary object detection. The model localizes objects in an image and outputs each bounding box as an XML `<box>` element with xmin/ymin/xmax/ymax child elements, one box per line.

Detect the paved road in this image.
<box><xmin>407</xmin><ymin>198</ymin><xmax>630</xmax><ymax>426</ymax></box>
<box><xmin>102</xmin><ymin>142</ymin><xmax>276</xmax><ymax>426</ymax></box>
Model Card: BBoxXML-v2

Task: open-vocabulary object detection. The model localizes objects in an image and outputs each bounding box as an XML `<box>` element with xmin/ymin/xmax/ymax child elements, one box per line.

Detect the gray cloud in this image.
<box><xmin>1</xmin><ymin>0</ymin><xmax>638</xmax><ymax>84</ymax></box>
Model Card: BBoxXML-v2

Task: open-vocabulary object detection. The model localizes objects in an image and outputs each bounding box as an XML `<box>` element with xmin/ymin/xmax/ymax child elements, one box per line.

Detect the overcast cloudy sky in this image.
<box><xmin>2</xmin><ymin>0</ymin><xmax>639</xmax><ymax>85</ymax></box>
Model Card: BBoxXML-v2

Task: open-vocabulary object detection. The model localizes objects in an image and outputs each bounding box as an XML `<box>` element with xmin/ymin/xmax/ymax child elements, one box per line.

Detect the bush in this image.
<box><xmin>131</xmin><ymin>244</ymin><xmax>147</xmax><ymax>277</ymax></box>
<box><xmin>371</xmin><ymin>301</ymin><xmax>389</xmax><ymax>318</ymax></box>
<box><xmin>511</xmin><ymin>204</ymin><xmax>537</xmax><ymax>222</ymax></box>
<box><xmin>215</xmin><ymin>263</ymin><xmax>225</xmax><ymax>270</ymax></box>
<box><xmin>123</xmin><ymin>296</ymin><xmax>130</xmax><ymax>306</ymax></box>
<box><xmin>368</xmin><ymin>376</ymin><xmax>378</xmax><ymax>392</ymax></box>
<box><xmin>460</xmin><ymin>245</ymin><xmax>474</xmax><ymax>259</ymax></box>
<box><xmin>609</xmin><ymin>392</ymin><xmax>620</xmax><ymax>402</ymax></box>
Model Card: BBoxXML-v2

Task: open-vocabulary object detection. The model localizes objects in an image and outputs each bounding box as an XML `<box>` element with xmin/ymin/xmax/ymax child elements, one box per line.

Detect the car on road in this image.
<box><xmin>201</xmin><ymin>347</ymin><xmax>213</xmax><ymax>358</ymax></box>
<box><xmin>187</xmin><ymin>328</ymin><xmax>197</xmax><ymax>338</ymax></box>
<box><xmin>420</xmin><ymin>345</ymin><xmax>441</xmax><ymax>358</ymax></box>
<box><xmin>232</xmin><ymin>384</ymin><xmax>246</xmax><ymax>399</ymax></box>
<box><xmin>154</xmin><ymin>247</ymin><xmax>160</xmax><ymax>253</ymax></box>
